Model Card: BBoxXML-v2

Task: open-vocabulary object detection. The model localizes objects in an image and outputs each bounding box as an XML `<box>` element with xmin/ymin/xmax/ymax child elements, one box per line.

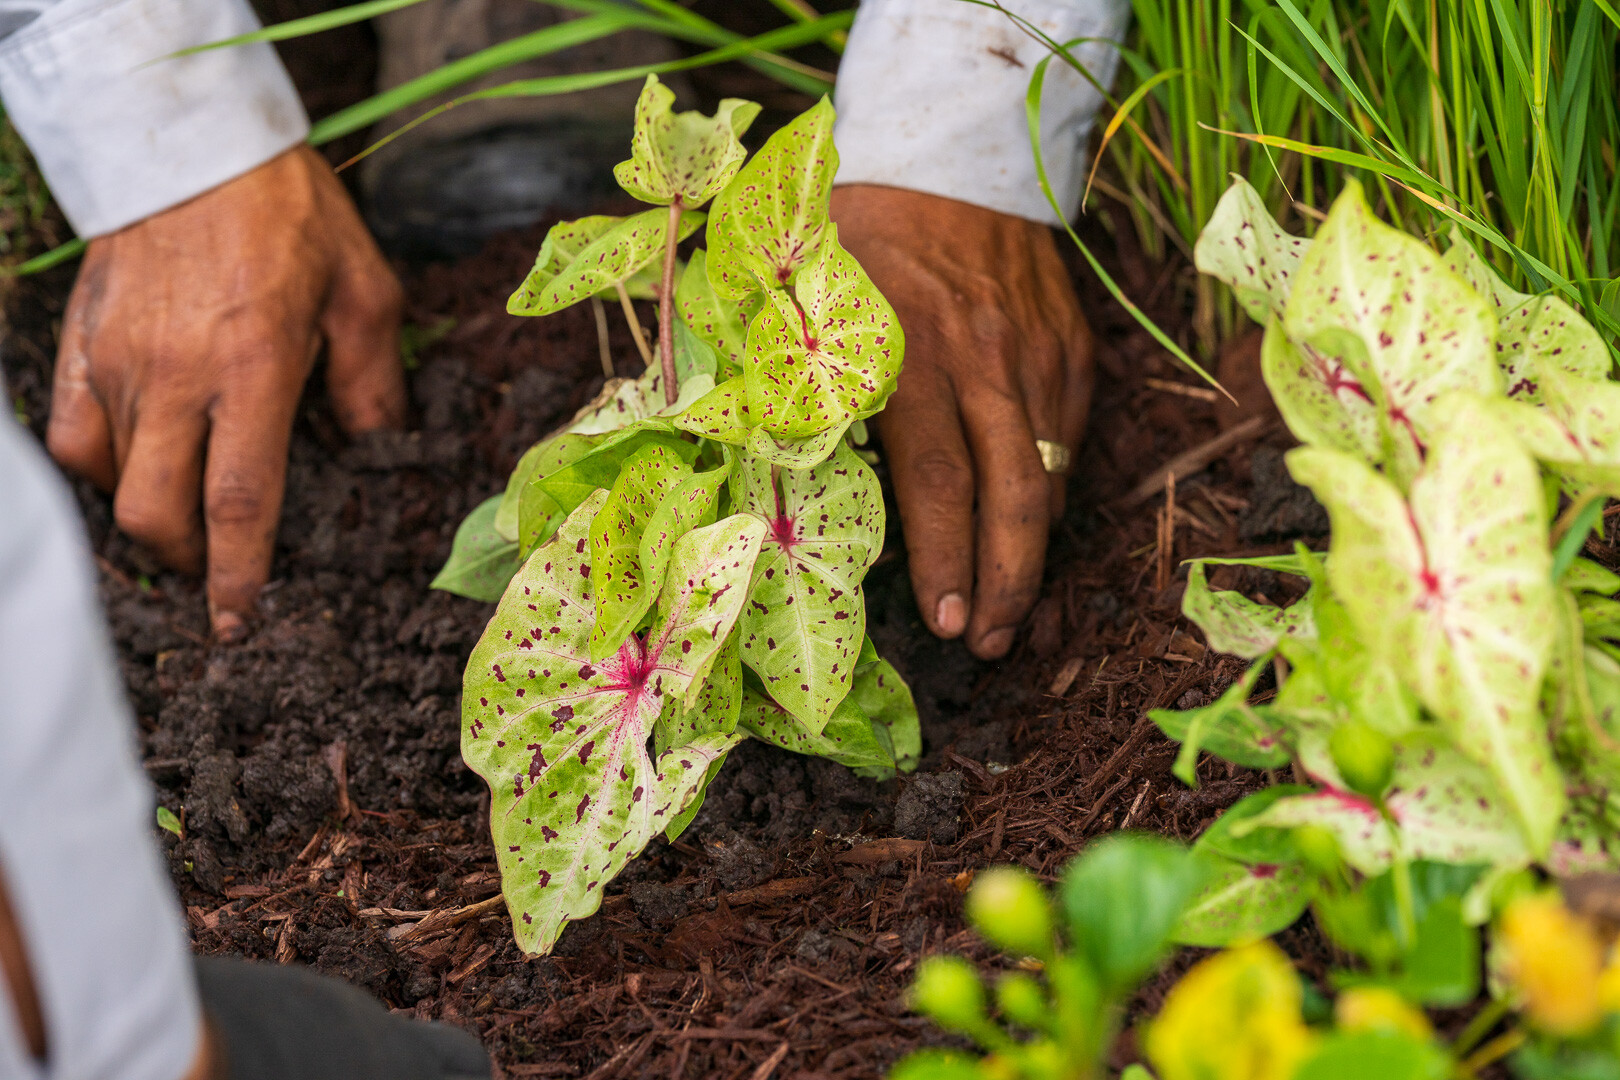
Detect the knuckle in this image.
<box><xmin>114</xmin><ymin>498</ymin><xmax>184</xmax><ymax>548</ymax></box>
<box><xmin>907</xmin><ymin>447</ymin><xmax>974</xmax><ymax>504</ymax></box>
<box><xmin>206</xmin><ymin>477</ymin><xmax>272</xmax><ymax>529</ymax></box>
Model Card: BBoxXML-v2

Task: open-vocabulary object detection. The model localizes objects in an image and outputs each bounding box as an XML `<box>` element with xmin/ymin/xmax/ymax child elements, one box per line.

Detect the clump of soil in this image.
<box><xmin>2</xmin><ymin>206</ymin><xmax>1346</xmax><ymax>1076</ymax></box>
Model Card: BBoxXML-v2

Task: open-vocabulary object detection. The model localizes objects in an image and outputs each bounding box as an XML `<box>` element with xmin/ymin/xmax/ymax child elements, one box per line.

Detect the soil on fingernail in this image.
<box><xmin>4</xmin><ymin>192</ymin><xmax>1438</xmax><ymax>1074</ymax></box>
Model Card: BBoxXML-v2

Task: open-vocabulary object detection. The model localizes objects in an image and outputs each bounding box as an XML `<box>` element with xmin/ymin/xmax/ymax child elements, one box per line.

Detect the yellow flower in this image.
<box><xmin>1598</xmin><ymin>946</ymin><xmax>1620</xmax><ymax>1014</ymax></box>
<box><xmin>1146</xmin><ymin>941</ymin><xmax>1315</xmax><ymax>1080</ymax></box>
<box><xmin>1500</xmin><ymin>894</ymin><xmax>1604</xmax><ymax>1036</ymax></box>
<box><xmin>1334</xmin><ymin>987</ymin><xmax>1432</xmax><ymax>1040</ymax></box>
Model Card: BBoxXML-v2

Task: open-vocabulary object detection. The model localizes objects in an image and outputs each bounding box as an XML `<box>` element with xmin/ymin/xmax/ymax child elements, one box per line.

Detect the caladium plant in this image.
<box><xmin>1158</xmin><ymin>178</ymin><xmax>1620</xmax><ymax>948</ymax></box>
<box><xmin>433</xmin><ymin>77</ymin><xmax>918</xmax><ymax>955</ymax></box>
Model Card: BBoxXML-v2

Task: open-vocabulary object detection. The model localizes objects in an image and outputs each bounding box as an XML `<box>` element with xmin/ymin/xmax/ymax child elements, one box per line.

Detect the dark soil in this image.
<box><xmin>2</xmin><ymin>206</ymin><xmax>1335</xmax><ymax>1077</ymax></box>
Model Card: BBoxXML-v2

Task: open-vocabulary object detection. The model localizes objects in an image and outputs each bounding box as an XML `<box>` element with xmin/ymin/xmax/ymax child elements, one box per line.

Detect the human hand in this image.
<box><xmin>830</xmin><ymin>185</ymin><xmax>1093</xmax><ymax>660</ymax></box>
<box><xmin>47</xmin><ymin>145</ymin><xmax>407</xmax><ymax>641</ymax></box>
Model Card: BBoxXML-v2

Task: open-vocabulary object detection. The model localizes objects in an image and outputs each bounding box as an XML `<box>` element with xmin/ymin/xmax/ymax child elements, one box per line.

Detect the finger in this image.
<box><xmin>47</xmin><ymin>275</ymin><xmax>116</xmax><ymax>491</ymax></box>
<box><xmin>961</xmin><ymin>386</ymin><xmax>1051</xmax><ymax>659</ymax></box>
<box><xmin>321</xmin><ymin>222</ymin><xmax>407</xmax><ymax>435</ymax></box>
<box><xmin>876</xmin><ymin>372</ymin><xmax>976</xmax><ymax>641</ymax></box>
<box><xmin>111</xmin><ymin>406</ymin><xmax>208</xmax><ymax>573</ymax></box>
<box><xmin>203</xmin><ymin>361</ymin><xmax>301</xmax><ymax>641</ymax></box>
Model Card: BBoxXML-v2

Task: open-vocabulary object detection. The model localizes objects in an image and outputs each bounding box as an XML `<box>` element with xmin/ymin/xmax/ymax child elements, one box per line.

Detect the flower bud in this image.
<box><xmin>1329</xmin><ymin>720</ymin><xmax>1394</xmax><ymax>799</ymax></box>
<box><xmin>911</xmin><ymin>955</ymin><xmax>988</xmax><ymax>1034</ymax></box>
<box><xmin>967</xmin><ymin>866</ymin><xmax>1054</xmax><ymax>959</ymax></box>
<box><xmin>1291</xmin><ymin>825</ymin><xmax>1342</xmax><ymax>878</ymax></box>
<box><xmin>995</xmin><ymin>972</ymin><xmax>1049</xmax><ymax>1031</ymax></box>
<box><xmin>1334</xmin><ymin>986</ymin><xmax>1432</xmax><ymax>1039</ymax></box>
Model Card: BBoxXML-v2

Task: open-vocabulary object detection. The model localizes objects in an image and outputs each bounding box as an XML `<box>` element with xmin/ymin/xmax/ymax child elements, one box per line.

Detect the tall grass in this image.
<box><xmin>1092</xmin><ymin>0</ymin><xmax>1620</xmax><ymax>356</ymax></box>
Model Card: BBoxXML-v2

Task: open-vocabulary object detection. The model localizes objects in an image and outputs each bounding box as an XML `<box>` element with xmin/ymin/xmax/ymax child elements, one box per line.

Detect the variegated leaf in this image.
<box><xmin>640</xmin><ymin>462</ymin><xmax>730</xmax><ymax>593</ymax></box>
<box><xmin>851</xmin><ymin>658</ymin><xmax>920</xmax><ymax>773</ymax></box>
<box><xmin>1283</xmin><ymin>182</ymin><xmax>1500</xmax><ymax>484</ymax></box>
<box><xmin>431</xmin><ymin>495</ymin><xmax>520</xmax><ymax>602</ymax></box>
<box><xmin>1261</xmin><ymin>319</ymin><xmax>1384</xmax><ymax>463</ymax></box>
<box><xmin>675</xmin><ymin>376</ymin><xmax>852</xmax><ymax>468</ymax></box>
<box><xmin>677</xmin><ymin>250</ymin><xmax>748</xmax><ymax>375</ymax></box>
<box><xmin>705</xmin><ymin>96</ymin><xmax>836</xmax><ymax>300</ymax></box>
<box><xmin>613</xmin><ymin>74</ymin><xmax>761</xmax><ymax>208</ymax></box>
<box><xmin>498</xmin><ymin>434</ymin><xmax>597</xmax><ymax>544</ymax></box>
<box><xmin>1193</xmin><ymin>177</ymin><xmax>1310</xmax><ymax>323</ymax></box>
<box><xmin>587</xmin><ymin>445</ymin><xmax>691</xmax><ymax>659</ymax></box>
<box><xmin>565</xmin><ymin>363</ymin><xmax>716</xmax><ymax>437</ymax></box>
<box><xmin>730</xmin><ymin>441</ymin><xmax>884</xmax><ymax>731</ymax></box>
<box><xmin>533</xmin><ymin>426</ymin><xmax>699</xmax><ymax>529</ymax></box>
<box><xmin>1481</xmin><ymin>368</ymin><xmax>1620</xmax><ymax>498</ymax></box>
<box><xmin>1182</xmin><ymin>560</ymin><xmax>1317</xmax><ymax>659</ymax></box>
<box><xmin>508</xmin><ymin>208</ymin><xmax>704</xmax><ymax>317</ymax></box>
<box><xmin>744</xmin><ymin>225</ymin><xmax>903</xmax><ymax>438</ymax></box>
<box><xmin>1172</xmin><ymin>855</ymin><xmax>1313</xmax><ymax>947</ymax></box>
<box><xmin>1240</xmin><ymin>733</ymin><xmax>1531</xmax><ymax>875</ymax></box>
<box><xmin>1441</xmin><ymin>232</ymin><xmax>1608</xmax><ymax>402</ymax></box>
<box><xmin>1275</xmin><ymin>592</ymin><xmax>1419</xmax><ymax>739</ymax></box>
<box><xmin>461</xmin><ymin>494</ymin><xmax>762</xmax><ymax>954</ymax></box>
<box><xmin>739</xmin><ymin>684</ymin><xmax>896</xmax><ymax>776</ymax></box>
<box><xmin>1151</xmin><ymin>662</ymin><xmax>1293</xmax><ymax>779</ymax></box>
<box><xmin>1286</xmin><ymin>395</ymin><xmax>1563</xmax><ymax>854</ymax></box>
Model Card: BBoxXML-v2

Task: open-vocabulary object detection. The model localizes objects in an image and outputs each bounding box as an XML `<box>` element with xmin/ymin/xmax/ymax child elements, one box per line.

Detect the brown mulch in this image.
<box><xmin>2</xmin><ymin>194</ymin><xmax>1345</xmax><ymax>1077</ymax></box>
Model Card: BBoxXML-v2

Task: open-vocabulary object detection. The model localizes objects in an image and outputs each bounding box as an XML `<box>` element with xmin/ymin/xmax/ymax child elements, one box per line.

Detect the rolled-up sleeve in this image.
<box><xmin>833</xmin><ymin>0</ymin><xmax>1130</xmax><ymax>225</ymax></box>
<box><xmin>0</xmin><ymin>0</ymin><xmax>309</xmax><ymax>238</ymax></box>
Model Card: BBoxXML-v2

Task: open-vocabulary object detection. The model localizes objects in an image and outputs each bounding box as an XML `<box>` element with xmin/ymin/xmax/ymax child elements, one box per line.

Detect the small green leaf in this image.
<box><xmin>851</xmin><ymin>659</ymin><xmax>920</xmax><ymax>773</ymax></box>
<box><xmin>1150</xmin><ymin>662</ymin><xmax>1292</xmax><ymax>781</ymax></box>
<box><xmin>1193</xmin><ymin>177</ymin><xmax>1310</xmax><ymax>323</ymax></box>
<box><xmin>1483</xmin><ymin>368</ymin><xmax>1620</xmax><ymax>499</ymax></box>
<box><xmin>431</xmin><ymin>495</ymin><xmax>522</xmax><ymax>602</ymax></box>
<box><xmin>1171</xmin><ymin>854</ymin><xmax>1313</xmax><ymax>947</ymax></box>
<box><xmin>1287</xmin><ymin>394</ymin><xmax>1563</xmax><ymax>855</ymax></box>
<box><xmin>587</xmin><ymin>444</ymin><xmax>691</xmax><ymax>659</ymax></box>
<box><xmin>731</xmin><ymin>441</ymin><xmax>885</xmax><ymax>731</ymax></box>
<box><xmin>508</xmin><ymin>208</ymin><xmax>704</xmax><ymax>317</ymax></box>
<box><xmin>156</xmin><ymin>806</ymin><xmax>183</xmax><ymax>837</ymax></box>
<box><xmin>1060</xmin><ymin>834</ymin><xmax>1206</xmax><ymax>994</ymax></box>
<box><xmin>532</xmin><ymin>425</ymin><xmax>699</xmax><ymax>531</ymax></box>
<box><xmin>613</xmin><ymin>74</ymin><xmax>761</xmax><ymax>208</ymax></box>
<box><xmin>738</xmin><ymin>684</ymin><xmax>896</xmax><ymax>775</ymax></box>
<box><xmin>1181</xmin><ymin>561</ymin><xmax>1316</xmax><ymax>658</ymax></box>
<box><xmin>1293</xmin><ymin>1032</ymin><xmax>1449</xmax><ymax>1080</ymax></box>
<box><xmin>705</xmin><ymin>96</ymin><xmax>837</xmax><ymax>299</ymax></box>
<box><xmin>744</xmin><ymin>225</ymin><xmax>903</xmax><ymax>438</ymax></box>
<box><xmin>1283</xmin><ymin>182</ymin><xmax>1501</xmax><ymax>484</ymax></box>
<box><xmin>1194</xmin><ymin>785</ymin><xmax>1313</xmax><ymax>865</ymax></box>
<box><xmin>498</xmin><ymin>435</ymin><xmax>596</xmax><ymax>544</ymax></box>
<box><xmin>1441</xmin><ymin>231</ymin><xmax>1609</xmax><ymax>403</ymax></box>
<box><xmin>677</xmin><ymin>250</ymin><xmax>748</xmax><ymax>375</ymax></box>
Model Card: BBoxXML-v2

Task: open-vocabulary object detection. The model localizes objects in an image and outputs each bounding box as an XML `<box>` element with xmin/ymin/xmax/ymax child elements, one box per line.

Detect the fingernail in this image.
<box><xmin>978</xmin><ymin>627</ymin><xmax>1016</xmax><ymax>658</ymax></box>
<box><xmin>935</xmin><ymin>593</ymin><xmax>967</xmax><ymax>636</ymax></box>
<box><xmin>213</xmin><ymin>610</ymin><xmax>248</xmax><ymax>644</ymax></box>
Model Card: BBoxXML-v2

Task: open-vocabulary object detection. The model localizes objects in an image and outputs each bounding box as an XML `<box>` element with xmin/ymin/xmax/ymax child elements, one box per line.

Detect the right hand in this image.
<box><xmin>47</xmin><ymin>145</ymin><xmax>407</xmax><ymax>641</ymax></box>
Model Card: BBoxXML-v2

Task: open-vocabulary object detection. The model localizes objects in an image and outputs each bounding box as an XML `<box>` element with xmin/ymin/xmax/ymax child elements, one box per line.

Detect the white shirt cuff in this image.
<box><xmin>833</xmin><ymin>0</ymin><xmax>1130</xmax><ymax>226</ymax></box>
<box><xmin>0</xmin><ymin>0</ymin><xmax>309</xmax><ymax>238</ymax></box>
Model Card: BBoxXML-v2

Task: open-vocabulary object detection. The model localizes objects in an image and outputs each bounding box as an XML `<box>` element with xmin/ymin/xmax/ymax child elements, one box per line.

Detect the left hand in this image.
<box><xmin>831</xmin><ymin>185</ymin><xmax>1093</xmax><ymax>660</ymax></box>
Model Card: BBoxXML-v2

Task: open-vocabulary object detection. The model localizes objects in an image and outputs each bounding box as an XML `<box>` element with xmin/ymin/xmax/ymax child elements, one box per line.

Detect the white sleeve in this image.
<box><xmin>833</xmin><ymin>0</ymin><xmax>1131</xmax><ymax>225</ymax></box>
<box><xmin>0</xmin><ymin>0</ymin><xmax>309</xmax><ymax>238</ymax></box>
<box><xmin>0</xmin><ymin>414</ymin><xmax>202</xmax><ymax>1080</ymax></box>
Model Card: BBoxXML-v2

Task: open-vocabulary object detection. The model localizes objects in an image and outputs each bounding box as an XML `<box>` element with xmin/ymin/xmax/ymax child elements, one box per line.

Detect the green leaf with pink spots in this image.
<box><xmin>1181</xmin><ymin>560</ymin><xmax>1317</xmax><ymax>659</ymax></box>
<box><xmin>586</xmin><ymin>444</ymin><xmax>691</xmax><ymax>660</ymax></box>
<box><xmin>1479</xmin><ymin>369</ymin><xmax>1620</xmax><ymax>499</ymax></box>
<box><xmin>565</xmin><ymin>359</ymin><xmax>715</xmax><ymax>439</ymax></box>
<box><xmin>462</xmin><ymin>492</ymin><xmax>763</xmax><ymax>954</ymax></box>
<box><xmin>1238</xmin><ymin>733</ymin><xmax>1531</xmax><ymax>876</ymax></box>
<box><xmin>1151</xmin><ymin>662</ymin><xmax>1293</xmax><ymax>781</ymax></box>
<box><xmin>851</xmin><ymin>658</ymin><xmax>920</xmax><ymax>774</ymax></box>
<box><xmin>498</xmin><ymin>434</ymin><xmax>597</xmax><ymax>545</ymax></box>
<box><xmin>613</xmin><ymin>75</ymin><xmax>760</xmax><ymax>208</ymax></box>
<box><xmin>705</xmin><ymin>96</ymin><xmax>836</xmax><ymax>300</ymax></box>
<box><xmin>507</xmin><ymin>208</ymin><xmax>704</xmax><ymax>317</ymax></box>
<box><xmin>1441</xmin><ymin>232</ymin><xmax>1609</xmax><ymax>403</ymax></box>
<box><xmin>729</xmin><ymin>441</ymin><xmax>885</xmax><ymax>732</ymax></box>
<box><xmin>677</xmin><ymin>250</ymin><xmax>748</xmax><ymax>375</ymax></box>
<box><xmin>1193</xmin><ymin>177</ymin><xmax>1310</xmax><ymax>323</ymax></box>
<box><xmin>738</xmin><ymin>684</ymin><xmax>897</xmax><ymax>776</ymax></box>
<box><xmin>1282</xmin><ymin>182</ymin><xmax>1500</xmax><ymax>485</ymax></box>
<box><xmin>1260</xmin><ymin>320</ymin><xmax>1385</xmax><ymax>464</ymax></box>
<box><xmin>1172</xmin><ymin>855</ymin><xmax>1313</xmax><ymax>947</ymax></box>
<box><xmin>744</xmin><ymin>225</ymin><xmax>903</xmax><ymax>438</ymax></box>
<box><xmin>675</xmin><ymin>376</ymin><xmax>852</xmax><ymax>468</ymax></box>
<box><xmin>533</xmin><ymin>426</ymin><xmax>699</xmax><ymax>529</ymax></box>
<box><xmin>1286</xmin><ymin>394</ymin><xmax>1563</xmax><ymax>855</ymax></box>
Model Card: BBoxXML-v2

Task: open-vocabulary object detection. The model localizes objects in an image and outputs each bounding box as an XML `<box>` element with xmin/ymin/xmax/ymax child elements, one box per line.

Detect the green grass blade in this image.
<box><xmin>165</xmin><ymin>0</ymin><xmax>429</xmax><ymax>56</ymax></box>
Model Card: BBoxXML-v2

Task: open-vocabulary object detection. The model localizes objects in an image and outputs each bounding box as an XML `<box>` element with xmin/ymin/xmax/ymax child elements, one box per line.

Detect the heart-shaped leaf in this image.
<box><xmin>1287</xmin><ymin>394</ymin><xmax>1562</xmax><ymax>854</ymax></box>
<box><xmin>675</xmin><ymin>376</ymin><xmax>852</xmax><ymax>468</ymax></box>
<box><xmin>508</xmin><ymin>207</ymin><xmax>704</xmax><ymax>317</ymax></box>
<box><xmin>613</xmin><ymin>74</ymin><xmax>761</xmax><ymax>208</ymax></box>
<box><xmin>705</xmin><ymin>96</ymin><xmax>836</xmax><ymax>300</ymax></box>
<box><xmin>565</xmin><ymin>362</ymin><xmax>716</xmax><ymax>438</ymax></box>
<box><xmin>677</xmin><ymin>250</ymin><xmax>748</xmax><ymax>375</ymax></box>
<box><xmin>739</xmin><ymin>685</ymin><xmax>896</xmax><ymax>775</ymax></box>
<box><xmin>498</xmin><ymin>434</ymin><xmax>597</xmax><ymax>545</ymax></box>
<box><xmin>532</xmin><ymin>425</ymin><xmax>699</xmax><ymax>536</ymax></box>
<box><xmin>1441</xmin><ymin>232</ymin><xmax>1609</xmax><ymax>402</ymax></box>
<box><xmin>1182</xmin><ymin>560</ymin><xmax>1317</xmax><ymax>659</ymax></box>
<box><xmin>851</xmin><ymin>658</ymin><xmax>920</xmax><ymax>773</ymax></box>
<box><xmin>586</xmin><ymin>444</ymin><xmax>691</xmax><ymax>659</ymax></box>
<box><xmin>1151</xmin><ymin>662</ymin><xmax>1293</xmax><ymax>780</ymax></box>
<box><xmin>730</xmin><ymin>441</ymin><xmax>884</xmax><ymax>731</ymax></box>
<box><xmin>1171</xmin><ymin>855</ymin><xmax>1313</xmax><ymax>947</ymax></box>
<box><xmin>1261</xmin><ymin>319</ymin><xmax>1385</xmax><ymax>464</ymax></box>
<box><xmin>1193</xmin><ymin>177</ymin><xmax>1310</xmax><ymax>323</ymax></box>
<box><xmin>432</xmin><ymin>495</ymin><xmax>521</xmax><ymax>602</ymax></box>
<box><xmin>1283</xmin><ymin>182</ymin><xmax>1500</xmax><ymax>484</ymax></box>
<box><xmin>744</xmin><ymin>225</ymin><xmax>903</xmax><ymax>438</ymax></box>
<box><xmin>461</xmin><ymin>493</ymin><xmax>763</xmax><ymax>954</ymax></box>
<box><xmin>1482</xmin><ymin>368</ymin><xmax>1620</xmax><ymax>498</ymax></box>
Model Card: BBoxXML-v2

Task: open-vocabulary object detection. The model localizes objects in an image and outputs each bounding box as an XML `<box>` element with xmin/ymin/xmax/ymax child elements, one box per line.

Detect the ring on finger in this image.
<box><xmin>1036</xmin><ymin>438</ymin><xmax>1070</xmax><ymax>474</ymax></box>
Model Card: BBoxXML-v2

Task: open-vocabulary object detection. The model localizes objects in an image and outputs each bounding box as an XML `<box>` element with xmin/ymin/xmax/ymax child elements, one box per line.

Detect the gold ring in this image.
<box><xmin>1036</xmin><ymin>439</ymin><xmax>1070</xmax><ymax>474</ymax></box>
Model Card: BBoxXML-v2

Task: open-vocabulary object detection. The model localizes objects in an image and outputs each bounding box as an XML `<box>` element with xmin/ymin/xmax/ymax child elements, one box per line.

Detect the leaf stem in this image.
<box><xmin>1450</xmin><ymin>996</ymin><xmax>1512</xmax><ymax>1061</ymax></box>
<box><xmin>659</xmin><ymin>197</ymin><xmax>683</xmax><ymax>406</ymax></box>
<box><xmin>614</xmin><ymin>282</ymin><xmax>653</xmax><ymax>371</ymax></box>
<box><xmin>1456</xmin><ymin>1027</ymin><xmax>1526</xmax><ymax>1076</ymax></box>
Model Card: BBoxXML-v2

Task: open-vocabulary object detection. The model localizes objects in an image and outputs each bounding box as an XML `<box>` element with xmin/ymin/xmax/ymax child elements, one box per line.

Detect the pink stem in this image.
<box><xmin>658</xmin><ymin>198</ymin><xmax>683</xmax><ymax>406</ymax></box>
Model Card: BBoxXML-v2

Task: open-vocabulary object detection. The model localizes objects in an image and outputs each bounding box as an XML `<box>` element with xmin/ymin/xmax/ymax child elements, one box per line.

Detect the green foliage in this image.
<box><xmin>436</xmin><ymin>80</ymin><xmax>918</xmax><ymax>955</ymax></box>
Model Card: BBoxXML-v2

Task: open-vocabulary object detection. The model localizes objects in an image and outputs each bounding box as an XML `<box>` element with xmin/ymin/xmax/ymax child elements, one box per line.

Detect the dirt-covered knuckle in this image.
<box><xmin>205</xmin><ymin>473</ymin><xmax>277</xmax><ymax>531</ymax></box>
<box><xmin>904</xmin><ymin>446</ymin><xmax>974</xmax><ymax>511</ymax></box>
